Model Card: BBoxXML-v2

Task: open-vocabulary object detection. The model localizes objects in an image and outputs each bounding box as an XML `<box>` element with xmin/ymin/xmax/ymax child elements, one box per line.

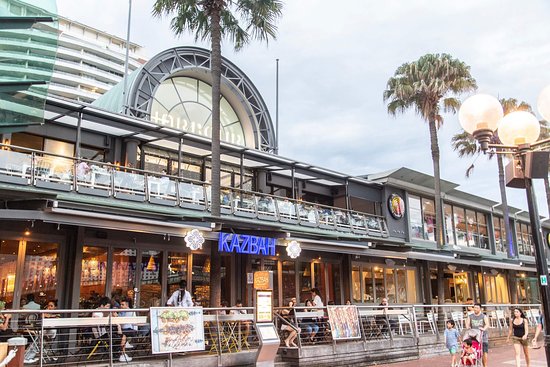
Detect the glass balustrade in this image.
<box><xmin>0</xmin><ymin>146</ymin><xmax>389</xmax><ymax>237</ymax></box>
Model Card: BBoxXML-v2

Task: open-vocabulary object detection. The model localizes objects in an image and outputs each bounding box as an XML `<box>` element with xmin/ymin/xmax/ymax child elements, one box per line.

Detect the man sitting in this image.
<box><xmin>92</xmin><ymin>297</ymin><xmax>132</xmax><ymax>362</ymax></box>
<box><xmin>118</xmin><ymin>298</ymin><xmax>138</xmax><ymax>349</ymax></box>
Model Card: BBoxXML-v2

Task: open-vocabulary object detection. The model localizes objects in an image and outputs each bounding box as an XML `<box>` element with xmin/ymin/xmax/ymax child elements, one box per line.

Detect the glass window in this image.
<box><xmin>282</xmin><ymin>261</ymin><xmax>296</xmax><ymax>304</ymax></box>
<box><xmin>220</xmin><ymin>256</ymin><xmax>231</xmax><ymax>306</ymax></box>
<box><xmin>22</xmin><ymin>241</ymin><xmax>59</xmax><ymax>305</ymax></box>
<box><xmin>299</xmin><ymin>262</ymin><xmax>312</xmax><ymax>304</ymax></box>
<box><xmin>444</xmin><ymin>204</ymin><xmax>455</xmax><ymax>245</ymax></box>
<box><xmin>422</xmin><ymin>199</ymin><xmax>436</xmax><ymax>241</ymax></box>
<box><xmin>385</xmin><ymin>268</ymin><xmax>396</xmax><ymax>303</ymax></box>
<box><xmin>140</xmin><ymin>250</ymin><xmax>162</xmax><ymax>308</ymax></box>
<box><xmin>406</xmin><ymin>269</ymin><xmax>417</xmax><ymax>303</ymax></box>
<box><xmin>81</xmin><ymin>145</ymin><xmax>105</xmax><ymax>162</ymax></box>
<box><xmin>327</xmin><ymin>263</ymin><xmax>341</xmax><ymax>305</ymax></box>
<box><xmin>396</xmin><ymin>269</ymin><xmax>407</xmax><ymax>303</ymax></box>
<box><xmin>408</xmin><ymin>196</ymin><xmax>423</xmax><ymax>239</ymax></box>
<box><xmin>477</xmin><ymin>213</ymin><xmax>489</xmax><ymax>249</ymax></box>
<box><xmin>191</xmin><ymin>254</ymin><xmax>210</xmax><ymax>307</ymax></box>
<box><xmin>352</xmin><ymin>265</ymin><xmax>361</xmax><ymax>303</ymax></box>
<box><xmin>11</xmin><ymin>132</ymin><xmax>43</xmax><ymax>151</ymax></box>
<box><xmin>80</xmin><ymin>246</ymin><xmax>108</xmax><ymax>309</ymax></box>
<box><xmin>111</xmin><ymin>248</ymin><xmax>137</xmax><ymax>301</ymax></box>
<box><xmin>363</xmin><ymin>266</ymin><xmax>373</xmax><ymax>303</ymax></box>
<box><xmin>493</xmin><ymin>216</ymin><xmax>506</xmax><ymax>253</ymax></box>
<box><xmin>455</xmin><ymin>208</ymin><xmax>467</xmax><ymax>246</ymax></box>
<box><xmin>465</xmin><ymin>209</ymin><xmax>477</xmax><ymax>247</ymax></box>
<box><xmin>0</xmin><ymin>240</ymin><xmax>19</xmax><ymax>305</ymax></box>
<box><xmin>167</xmin><ymin>252</ymin><xmax>187</xmax><ymax>302</ymax></box>
<box><xmin>373</xmin><ymin>266</ymin><xmax>385</xmax><ymax>303</ymax></box>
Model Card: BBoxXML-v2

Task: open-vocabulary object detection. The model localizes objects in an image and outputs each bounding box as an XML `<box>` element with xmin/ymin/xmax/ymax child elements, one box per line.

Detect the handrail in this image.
<box><xmin>0</xmin><ymin>143</ymin><xmax>388</xmax><ymax>236</ymax></box>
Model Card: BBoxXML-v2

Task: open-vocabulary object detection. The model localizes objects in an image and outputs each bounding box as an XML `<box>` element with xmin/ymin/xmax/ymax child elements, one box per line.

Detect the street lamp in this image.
<box><xmin>459</xmin><ymin>92</ymin><xmax>550</xmax><ymax>364</ymax></box>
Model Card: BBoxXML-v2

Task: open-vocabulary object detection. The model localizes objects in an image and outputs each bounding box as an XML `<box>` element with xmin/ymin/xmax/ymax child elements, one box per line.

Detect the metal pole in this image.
<box><xmin>523</xmin><ymin>176</ymin><xmax>550</xmax><ymax>365</ymax></box>
<box><xmin>122</xmin><ymin>0</ymin><xmax>132</xmax><ymax>113</ymax></box>
<box><xmin>275</xmin><ymin>58</ymin><xmax>279</xmax><ymax>154</ymax></box>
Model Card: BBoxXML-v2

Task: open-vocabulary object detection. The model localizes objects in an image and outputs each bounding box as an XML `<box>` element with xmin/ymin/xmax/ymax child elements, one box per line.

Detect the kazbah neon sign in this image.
<box><xmin>218</xmin><ymin>233</ymin><xmax>276</xmax><ymax>256</ymax></box>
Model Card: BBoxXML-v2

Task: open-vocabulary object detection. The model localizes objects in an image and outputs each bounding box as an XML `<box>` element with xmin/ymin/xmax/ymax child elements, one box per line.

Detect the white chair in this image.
<box><xmin>398</xmin><ymin>314</ymin><xmax>413</xmax><ymax>335</ymax></box>
<box><xmin>451</xmin><ymin>311</ymin><xmax>464</xmax><ymax>331</ymax></box>
<box><xmin>496</xmin><ymin>310</ymin><xmax>508</xmax><ymax>328</ymax></box>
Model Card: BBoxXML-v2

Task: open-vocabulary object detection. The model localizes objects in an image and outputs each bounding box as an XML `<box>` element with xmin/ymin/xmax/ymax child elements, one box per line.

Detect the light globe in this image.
<box><xmin>498</xmin><ymin>111</ymin><xmax>540</xmax><ymax>146</ymax></box>
<box><xmin>458</xmin><ymin>94</ymin><xmax>503</xmax><ymax>134</ymax></box>
<box><xmin>537</xmin><ymin>84</ymin><xmax>550</xmax><ymax>122</ymax></box>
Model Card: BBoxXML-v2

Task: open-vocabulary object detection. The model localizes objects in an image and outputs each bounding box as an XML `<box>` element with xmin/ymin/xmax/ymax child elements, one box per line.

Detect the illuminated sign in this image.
<box><xmin>388</xmin><ymin>193</ymin><xmax>405</xmax><ymax>219</ymax></box>
<box><xmin>218</xmin><ymin>233</ymin><xmax>276</xmax><ymax>256</ymax></box>
<box><xmin>256</xmin><ymin>290</ymin><xmax>273</xmax><ymax>323</ymax></box>
<box><xmin>254</xmin><ymin>271</ymin><xmax>273</xmax><ymax>290</ymax></box>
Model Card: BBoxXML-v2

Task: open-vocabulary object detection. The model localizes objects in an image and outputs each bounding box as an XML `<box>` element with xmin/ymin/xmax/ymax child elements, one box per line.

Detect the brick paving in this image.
<box><xmin>376</xmin><ymin>345</ymin><xmax>547</xmax><ymax>367</ymax></box>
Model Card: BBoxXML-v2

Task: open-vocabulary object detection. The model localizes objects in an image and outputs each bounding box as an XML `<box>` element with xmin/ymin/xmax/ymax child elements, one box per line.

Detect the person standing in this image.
<box><xmin>507</xmin><ymin>308</ymin><xmax>530</xmax><ymax>367</ymax></box>
<box><xmin>532</xmin><ymin>314</ymin><xmax>544</xmax><ymax>349</ymax></box>
<box><xmin>166</xmin><ymin>280</ymin><xmax>193</xmax><ymax>307</ymax></box>
<box><xmin>445</xmin><ymin>320</ymin><xmax>460</xmax><ymax>367</ymax></box>
<box><xmin>466</xmin><ymin>303</ymin><xmax>490</xmax><ymax>367</ymax></box>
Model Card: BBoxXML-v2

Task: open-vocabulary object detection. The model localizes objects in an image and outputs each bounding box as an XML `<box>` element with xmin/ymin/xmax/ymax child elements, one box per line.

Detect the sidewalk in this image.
<box><xmin>377</xmin><ymin>345</ymin><xmax>547</xmax><ymax>367</ymax></box>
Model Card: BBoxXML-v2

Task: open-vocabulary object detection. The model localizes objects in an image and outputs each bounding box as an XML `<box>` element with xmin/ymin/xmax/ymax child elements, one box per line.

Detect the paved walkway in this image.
<box><xmin>377</xmin><ymin>345</ymin><xmax>547</xmax><ymax>367</ymax></box>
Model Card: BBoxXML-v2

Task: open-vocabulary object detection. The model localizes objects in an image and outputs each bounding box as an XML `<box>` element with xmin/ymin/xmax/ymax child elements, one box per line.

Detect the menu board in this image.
<box><xmin>150</xmin><ymin>307</ymin><xmax>205</xmax><ymax>354</ymax></box>
<box><xmin>256</xmin><ymin>290</ymin><xmax>273</xmax><ymax>322</ymax></box>
<box><xmin>327</xmin><ymin>305</ymin><xmax>361</xmax><ymax>340</ymax></box>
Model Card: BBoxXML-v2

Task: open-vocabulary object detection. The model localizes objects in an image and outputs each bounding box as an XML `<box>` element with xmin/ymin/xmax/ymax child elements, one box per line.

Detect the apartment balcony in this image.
<box><xmin>0</xmin><ymin>146</ymin><xmax>389</xmax><ymax>238</ymax></box>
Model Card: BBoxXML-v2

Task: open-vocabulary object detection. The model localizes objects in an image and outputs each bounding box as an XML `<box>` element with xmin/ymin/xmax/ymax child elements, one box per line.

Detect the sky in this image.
<box><xmin>56</xmin><ymin>0</ymin><xmax>550</xmax><ymax>217</ymax></box>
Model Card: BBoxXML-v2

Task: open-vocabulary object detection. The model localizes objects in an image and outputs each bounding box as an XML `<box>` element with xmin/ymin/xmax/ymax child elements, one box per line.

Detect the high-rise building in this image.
<box><xmin>0</xmin><ymin>0</ymin><xmax>146</xmax><ymax>103</ymax></box>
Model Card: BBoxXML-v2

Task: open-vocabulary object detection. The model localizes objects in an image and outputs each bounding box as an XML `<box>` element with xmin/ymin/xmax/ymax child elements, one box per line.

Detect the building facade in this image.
<box><xmin>0</xmin><ymin>40</ymin><xmax>548</xmax><ymax>314</ymax></box>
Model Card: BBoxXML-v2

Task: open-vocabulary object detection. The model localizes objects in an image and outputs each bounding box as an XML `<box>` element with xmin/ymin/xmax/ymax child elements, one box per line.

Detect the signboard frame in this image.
<box><xmin>149</xmin><ymin>307</ymin><xmax>205</xmax><ymax>354</ymax></box>
<box><xmin>255</xmin><ymin>290</ymin><xmax>273</xmax><ymax>323</ymax></box>
<box><xmin>326</xmin><ymin>305</ymin><xmax>362</xmax><ymax>340</ymax></box>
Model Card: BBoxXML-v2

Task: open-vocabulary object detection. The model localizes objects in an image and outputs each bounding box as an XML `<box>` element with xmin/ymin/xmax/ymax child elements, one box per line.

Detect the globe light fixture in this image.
<box><xmin>458</xmin><ymin>92</ymin><xmax>550</xmax><ymax>365</ymax></box>
<box><xmin>498</xmin><ymin>111</ymin><xmax>541</xmax><ymax>147</ymax></box>
<box><xmin>458</xmin><ymin>94</ymin><xmax>503</xmax><ymax>150</ymax></box>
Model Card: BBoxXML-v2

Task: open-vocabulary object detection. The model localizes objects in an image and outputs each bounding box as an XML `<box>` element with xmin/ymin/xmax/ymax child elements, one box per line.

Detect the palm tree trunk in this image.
<box><xmin>497</xmin><ymin>154</ymin><xmax>516</xmax><ymax>258</ymax></box>
<box><xmin>428</xmin><ymin>119</ymin><xmax>444</xmax><ymax>248</ymax></box>
<box><xmin>209</xmin><ymin>6</ymin><xmax>222</xmax><ymax>308</ymax></box>
<box><xmin>544</xmin><ymin>176</ymin><xmax>550</xmax><ymax>219</ymax></box>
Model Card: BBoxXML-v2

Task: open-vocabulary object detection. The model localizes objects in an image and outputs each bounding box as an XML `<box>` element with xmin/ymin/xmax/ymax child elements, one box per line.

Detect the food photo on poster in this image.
<box><xmin>150</xmin><ymin>307</ymin><xmax>205</xmax><ymax>354</ymax></box>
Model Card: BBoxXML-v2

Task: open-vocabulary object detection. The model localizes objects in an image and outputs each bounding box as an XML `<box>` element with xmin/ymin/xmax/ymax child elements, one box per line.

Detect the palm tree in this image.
<box><xmin>451</xmin><ymin>98</ymin><xmax>531</xmax><ymax>258</ymax></box>
<box><xmin>384</xmin><ymin>53</ymin><xmax>477</xmax><ymax>248</ymax></box>
<box><xmin>153</xmin><ymin>0</ymin><xmax>283</xmax><ymax>307</ymax></box>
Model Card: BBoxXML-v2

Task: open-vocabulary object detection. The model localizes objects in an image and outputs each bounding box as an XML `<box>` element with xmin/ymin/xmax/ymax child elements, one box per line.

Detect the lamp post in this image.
<box><xmin>459</xmin><ymin>93</ymin><xmax>550</xmax><ymax>365</ymax></box>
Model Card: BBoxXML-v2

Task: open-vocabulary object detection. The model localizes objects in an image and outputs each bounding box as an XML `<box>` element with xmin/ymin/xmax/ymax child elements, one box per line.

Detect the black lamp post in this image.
<box><xmin>459</xmin><ymin>93</ymin><xmax>550</xmax><ymax>365</ymax></box>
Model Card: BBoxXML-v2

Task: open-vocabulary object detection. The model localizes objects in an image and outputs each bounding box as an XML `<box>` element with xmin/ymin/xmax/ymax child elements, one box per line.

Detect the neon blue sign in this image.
<box><xmin>218</xmin><ymin>232</ymin><xmax>276</xmax><ymax>256</ymax></box>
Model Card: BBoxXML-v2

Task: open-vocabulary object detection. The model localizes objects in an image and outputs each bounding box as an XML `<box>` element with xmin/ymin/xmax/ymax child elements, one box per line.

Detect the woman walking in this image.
<box><xmin>507</xmin><ymin>307</ymin><xmax>530</xmax><ymax>367</ymax></box>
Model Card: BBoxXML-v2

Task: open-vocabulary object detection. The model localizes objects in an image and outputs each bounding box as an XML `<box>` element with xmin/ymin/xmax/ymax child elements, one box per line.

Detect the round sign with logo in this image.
<box><xmin>388</xmin><ymin>194</ymin><xmax>405</xmax><ymax>219</ymax></box>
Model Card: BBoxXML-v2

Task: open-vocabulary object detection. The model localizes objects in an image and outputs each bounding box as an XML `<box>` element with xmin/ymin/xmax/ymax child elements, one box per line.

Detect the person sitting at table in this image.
<box><xmin>92</xmin><ymin>297</ymin><xmax>131</xmax><ymax>363</ymax></box>
<box><xmin>280</xmin><ymin>298</ymin><xmax>300</xmax><ymax>348</ymax></box>
<box><xmin>301</xmin><ymin>299</ymin><xmax>320</xmax><ymax>343</ymax></box>
<box><xmin>118</xmin><ymin>298</ymin><xmax>137</xmax><ymax>349</ymax></box>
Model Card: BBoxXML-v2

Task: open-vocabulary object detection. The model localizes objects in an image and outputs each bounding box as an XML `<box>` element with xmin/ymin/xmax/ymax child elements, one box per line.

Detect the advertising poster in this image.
<box><xmin>327</xmin><ymin>305</ymin><xmax>361</xmax><ymax>340</ymax></box>
<box><xmin>256</xmin><ymin>290</ymin><xmax>273</xmax><ymax>322</ymax></box>
<box><xmin>150</xmin><ymin>307</ymin><xmax>205</xmax><ymax>354</ymax></box>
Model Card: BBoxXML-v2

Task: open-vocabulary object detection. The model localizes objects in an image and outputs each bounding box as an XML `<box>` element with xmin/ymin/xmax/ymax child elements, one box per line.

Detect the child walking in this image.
<box><xmin>445</xmin><ymin>320</ymin><xmax>460</xmax><ymax>367</ymax></box>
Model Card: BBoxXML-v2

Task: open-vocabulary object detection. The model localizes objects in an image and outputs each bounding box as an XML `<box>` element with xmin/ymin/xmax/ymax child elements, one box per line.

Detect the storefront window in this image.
<box><xmin>167</xmin><ymin>252</ymin><xmax>187</xmax><ymax>302</ymax></box>
<box><xmin>191</xmin><ymin>254</ymin><xmax>210</xmax><ymax>307</ymax></box>
<box><xmin>483</xmin><ymin>273</ymin><xmax>509</xmax><ymax>304</ymax></box>
<box><xmin>385</xmin><ymin>268</ymin><xmax>396</xmax><ymax>303</ymax></box>
<box><xmin>352</xmin><ymin>265</ymin><xmax>361</xmax><ymax>303</ymax></box>
<box><xmin>111</xmin><ymin>248</ymin><xmax>137</xmax><ymax>302</ymax></box>
<box><xmin>406</xmin><ymin>269</ymin><xmax>417</xmax><ymax>303</ymax></box>
<box><xmin>477</xmin><ymin>213</ymin><xmax>489</xmax><ymax>249</ymax></box>
<box><xmin>282</xmin><ymin>261</ymin><xmax>296</xmax><ymax>304</ymax></box>
<box><xmin>80</xmin><ymin>246</ymin><xmax>108</xmax><ymax>308</ymax></box>
<box><xmin>441</xmin><ymin>270</ymin><xmax>470</xmax><ymax>303</ymax></box>
<box><xmin>374</xmin><ymin>266</ymin><xmax>385</xmax><ymax>304</ymax></box>
<box><xmin>140</xmin><ymin>250</ymin><xmax>162</xmax><ymax>308</ymax></box>
<box><xmin>454</xmin><ymin>208</ymin><xmax>467</xmax><ymax>246</ymax></box>
<box><xmin>363</xmin><ymin>266</ymin><xmax>373</xmax><ymax>303</ymax></box>
<box><xmin>516</xmin><ymin>275</ymin><xmax>538</xmax><ymax>303</ymax></box>
<box><xmin>0</xmin><ymin>240</ymin><xmax>18</xmax><ymax>305</ymax></box>
<box><xmin>396</xmin><ymin>269</ymin><xmax>407</xmax><ymax>303</ymax></box>
<box><xmin>22</xmin><ymin>241</ymin><xmax>58</xmax><ymax>306</ymax></box>
<box><xmin>299</xmin><ymin>262</ymin><xmax>312</xmax><ymax>303</ymax></box>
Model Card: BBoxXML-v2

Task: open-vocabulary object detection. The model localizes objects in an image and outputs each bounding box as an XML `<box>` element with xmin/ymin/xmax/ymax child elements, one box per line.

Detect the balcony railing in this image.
<box><xmin>0</xmin><ymin>145</ymin><xmax>388</xmax><ymax>236</ymax></box>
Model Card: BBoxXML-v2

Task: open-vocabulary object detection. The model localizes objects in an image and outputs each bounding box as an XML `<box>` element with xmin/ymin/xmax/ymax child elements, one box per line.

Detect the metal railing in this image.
<box><xmin>0</xmin><ymin>306</ymin><xmax>258</xmax><ymax>367</ymax></box>
<box><xmin>0</xmin><ymin>144</ymin><xmax>388</xmax><ymax>236</ymax></box>
<box><xmin>0</xmin><ymin>303</ymin><xmax>542</xmax><ymax>366</ymax></box>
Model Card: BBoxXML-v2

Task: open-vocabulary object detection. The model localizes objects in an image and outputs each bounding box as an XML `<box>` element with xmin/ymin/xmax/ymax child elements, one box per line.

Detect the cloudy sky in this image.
<box><xmin>56</xmin><ymin>0</ymin><xmax>550</xmax><ymax>216</ymax></box>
